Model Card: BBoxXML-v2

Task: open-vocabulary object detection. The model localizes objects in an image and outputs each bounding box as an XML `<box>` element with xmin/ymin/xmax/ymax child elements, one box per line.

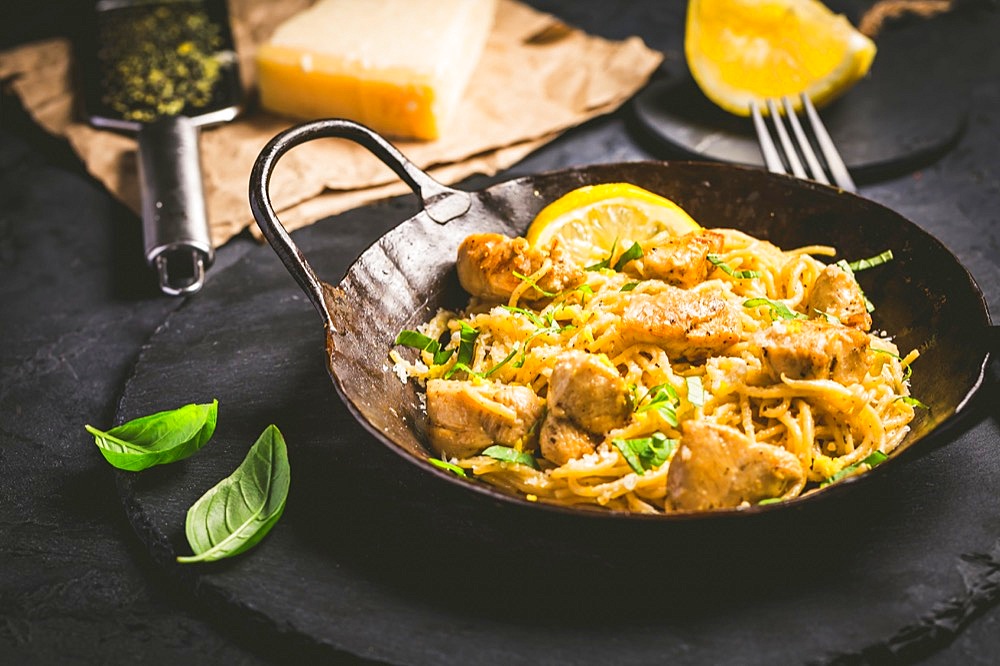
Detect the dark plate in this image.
<box><xmin>115</xmin><ymin>183</ymin><xmax>999</xmax><ymax>663</ymax></box>
<box><xmin>632</xmin><ymin>22</ymin><xmax>969</xmax><ymax>182</ymax></box>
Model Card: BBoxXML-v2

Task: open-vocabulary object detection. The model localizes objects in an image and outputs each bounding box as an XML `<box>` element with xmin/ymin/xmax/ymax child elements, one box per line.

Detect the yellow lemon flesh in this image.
<box><xmin>686</xmin><ymin>0</ymin><xmax>876</xmax><ymax>117</ymax></box>
<box><xmin>524</xmin><ymin>183</ymin><xmax>701</xmax><ymax>267</ymax></box>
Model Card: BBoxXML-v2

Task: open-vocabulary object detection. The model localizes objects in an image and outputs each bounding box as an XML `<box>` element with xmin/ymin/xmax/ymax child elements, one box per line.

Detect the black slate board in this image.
<box><xmin>632</xmin><ymin>22</ymin><xmax>969</xmax><ymax>183</ymax></box>
<box><xmin>115</xmin><ymin>197</ymin><xmax>1000</xmax><ymax>665</ymax></box>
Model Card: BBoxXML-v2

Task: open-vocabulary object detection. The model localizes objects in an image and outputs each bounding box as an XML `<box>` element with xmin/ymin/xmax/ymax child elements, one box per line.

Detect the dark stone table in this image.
<box><xmin>2</xmin><ymin>1</ymin><xmax>998</xmax><ymax>664</ymax></box>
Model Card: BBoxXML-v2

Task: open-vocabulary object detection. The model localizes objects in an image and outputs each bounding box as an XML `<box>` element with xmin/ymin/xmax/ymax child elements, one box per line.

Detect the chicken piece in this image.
<box><xmin>624</xmin><ymin>231</ymin><xmax>725</xmax><ymax>288</ymax></box>
<box><xmin>666</xmin><ymin>421</ymin><xmax>804</xmax><ymax>511</ymax></box>
<box><xmin>539</xmin><ymin>351</ymin><xmax>631</xmax><ymax>465</ymax></box>
<box><xmin>426</xmin><ymin>379</ymin><xmax>544</xmax><ymax>460</ymax></box>
<box><xmin>807</xmin><ymin>264</ymin><xmax>872</xmax><ymax>331</ymax></box>
<box><xmin>756</xmin><ymin>318</ymin><xmax>870</xmax><ymax>384</ymax></box>
<box><xmin>456</xmin><ymin>233</ymin><xmax>584</xmax><ymax>303</ymax></box>
<box><xmin>620</xmin><ymin>285</ymin><xmax>742</xmax><ymax>361</ymax></box>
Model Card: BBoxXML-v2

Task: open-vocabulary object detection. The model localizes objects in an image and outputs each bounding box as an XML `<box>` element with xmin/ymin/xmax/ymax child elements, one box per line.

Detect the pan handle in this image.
<box><xmin>249</xmin><ymin>118</ymin><xmax>472</xmax><ymax>323</ymax></box>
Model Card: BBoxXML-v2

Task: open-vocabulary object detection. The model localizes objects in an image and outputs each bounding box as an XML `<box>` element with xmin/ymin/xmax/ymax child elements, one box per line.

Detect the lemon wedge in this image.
<box><xmin>685</xmin><ymin>0</ymin><xmax>876</xmax><ymax>117</ymax></box>
<box><xmin>524</xmin><ymin>183</ymin><xmax>701</xmax><ymax>267</ymax></box>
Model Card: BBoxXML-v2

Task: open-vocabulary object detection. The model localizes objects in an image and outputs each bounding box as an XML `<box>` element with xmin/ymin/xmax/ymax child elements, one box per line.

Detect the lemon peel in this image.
<box><xmin>524</xmin><ymin>183</ymin><xmax>701</xmax><ymax>267</ymax></box>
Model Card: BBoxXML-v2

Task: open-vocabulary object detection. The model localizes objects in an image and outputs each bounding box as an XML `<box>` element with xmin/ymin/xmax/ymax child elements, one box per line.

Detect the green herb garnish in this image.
<box><xmin>620</xmin><ymin>282</ymin><xmax>640</xmax><ymax>292</ymax></box>
<box><xmin>394</xmin><ymin>329</ymin><xmax>453</xmax><ymax>365</ymax></box>
<box><xmin>612</xmin><ymin>433</ymin><xmax>677</xmax><ymax>475</ymax></box>
<box><xmin>457</xmin><ymin>322</ymin><xmax>479</xmax><ymax>366</ymax></box>
<box><xmin>743</xmin><ymin>297</ymin><xmax>807</xmax><ymax>321</ymax></box>
<box><xmin>84</xmin><ymin>400</ymin><xmax>218</xmax><ymax>471</ymax></box>
<box><xmin>429</xmin><ymin>458</ymin><xmax>468</xmax><ymax>477</ymax></box>
<box><xmin>512</xmin><ymin>270</ymin><xmax>557</xmax><ymax>298</ymax></box>
<box><xmin>707</xmin><ymin>253</ymin><xmax>760</xmax><ymax>279</ymax></box>
<box><xmin>482</xmin><ymin>445</ymin><xmax>539</xmax><ymax>469</ymax></box>
<box><xmin>635</xmin><ymin>383</ymin><xmax>680</xmax><ymax>426</ymax></box>
<box><xmin>758</xmin><ymin>497</ymin><xmax>783</xmax><ymax>505</ymax></box>
<box><xmin>895</xmin><ymin>396</ymin><xmax>929</xmax><ymax>409</ymax></box>
<box><xmin>613</xmin><ymin>242</ymin><xmax>644</xmax><ymax>272</ymax></box>
<box><xmin>177</xmin><ymin>424</ymin><xmax>290</xmax><ymax>563</ymax></box>
<box><xmin>847</xmin><ymin>249</ymin><xmax>894</xmax><ymax>272</ymax></box>
<box><xmin>821</xmin><ymin>450</ymin><xmax>888</xmax><ymax>487</ymax></box>
<box><xmin>586</xmin><ymin>238</ymin><xmax>618</xmax><ymax>271</ymax></box>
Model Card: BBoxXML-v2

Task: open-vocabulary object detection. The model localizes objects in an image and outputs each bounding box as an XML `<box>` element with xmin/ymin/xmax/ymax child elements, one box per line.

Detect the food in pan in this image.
<box><xmin>390</xmin><ymin>183</ymin><xmax>918</xmax><ymax>513</ymax></box>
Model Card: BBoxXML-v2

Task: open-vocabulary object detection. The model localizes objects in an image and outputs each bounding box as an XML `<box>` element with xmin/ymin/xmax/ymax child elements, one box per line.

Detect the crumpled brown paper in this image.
<box><xmin>0</xmin><ymin>0</ymin><xmax>662</xmax><ymax>245</ymax></box>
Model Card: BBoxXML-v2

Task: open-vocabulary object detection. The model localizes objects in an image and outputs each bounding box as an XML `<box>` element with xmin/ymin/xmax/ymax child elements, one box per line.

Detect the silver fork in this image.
<box><xmin>750</xmin><ymin>94</ymin><xmax>856</xmax><ymax>193</ymax></box>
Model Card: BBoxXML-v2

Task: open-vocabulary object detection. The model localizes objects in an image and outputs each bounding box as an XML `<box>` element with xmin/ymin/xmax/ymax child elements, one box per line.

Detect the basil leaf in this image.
<box><xmin>177</xmin><ymin>424</ymin><xmax>290</xmax><ymax>564</ymax></box>
<box><xmin>586</xmin><ymin>238</ymin><xmax>618</xmax><ymax>271</ymax></box>
<box><xmin>636</xmin><ymin>383</ymin><xmax>680</xmax><ymax>426</ymax></box>
<box><xmin>743</xmin><ymin>297</ymin><xmax>807</xmax><ymax>320</ymax></box>
<box><xmin>501</xmin><ymin>305</ymin><xmax>546</xmax><ymax>328</ymax></box>
<box><xmin>457</xmin><ymin>322</ymin><xmax>479</xmax><ymax>366</ymax></box>
<box><xmin>429</xmin><ymin>457</ymin><xmax>467</xmax><ymax>477</ymax></box>
<box><xmin>821</xmin><ymin>450</ymin><xmax>888</xmax><ymax>487</ymax></box>
<box><xmin>613</xmin><ymin>241</ymin><xmax>644</xmax><ymax>272</ymax></box>
<box><xmin>758</xmin><ymin>497</ymin><xmax>783</xmax><ymax>505</ymax></box>
<box><xmin>707</xmin><ymin>253</ymin><xmax>760</xmax><ymax>279</ymax></box>
<box><xmin>848</xmin><ymin>249</ymin><xmax>893</xmax><ymax>272</ymax></box>
<box><xmin>686</xmin><ymin>375</ymin><xmax>705</xmax><ymax>408</ymax></box>
<box><xmin>84</xmin><ymin>400</ymin><xmax>218</xmax><ymax>471</ymax></box>
<box><xmin>834</xmin><ymin>260</ymin><xmax>875</xmax><ymax>313</ymax></box>
<box><xmin>895</xmin><ymin>395</ymin><xmax>929</xmax><ymax>409</ymax></box>
<box><xmin>612</xmin><ymin>433</ymin><xmax>677</xmax><ymax>475</ymax></box>
<box><xmin>482</xmin><ymin>445</ymin><xmax>539</xmax><ymax>469</ymax></box>
<box><xmin>620</xmin><ymin>281</ymin><xmax>640</xmax><ymax>292</ymax></box>
<box><xmin>395</xmin><ymin>329</ymin><xmax>453</xmax><ymax>365</ymax></box>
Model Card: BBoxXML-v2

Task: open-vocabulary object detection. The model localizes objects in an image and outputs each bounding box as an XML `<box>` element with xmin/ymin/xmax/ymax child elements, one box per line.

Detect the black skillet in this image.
<box><xmin>249</xmin><ymin>118</ymin><xmax>997</xmax><ymax>520</ymax></box>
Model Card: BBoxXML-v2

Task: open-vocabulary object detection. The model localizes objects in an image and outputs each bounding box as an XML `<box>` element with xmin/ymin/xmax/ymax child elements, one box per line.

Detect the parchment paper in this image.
<box><xmin>0</xmin><ymin>0</ymin><xmax>662</xmax><ymax>245</ymax></box>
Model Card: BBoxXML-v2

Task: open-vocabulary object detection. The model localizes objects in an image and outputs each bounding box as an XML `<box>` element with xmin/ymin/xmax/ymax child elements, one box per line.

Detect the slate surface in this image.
<box><xmin>2</xmin><ymin>1</ymin><xmax>999</xmax><ymax>664</ymax></box>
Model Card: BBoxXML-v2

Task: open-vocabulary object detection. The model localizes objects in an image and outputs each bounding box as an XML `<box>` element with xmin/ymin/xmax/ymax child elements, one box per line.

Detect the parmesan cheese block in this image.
<box><xmin>256</xmin><ymin>0</ymin><xmax>497</xmax><ymax>140</ymax></box>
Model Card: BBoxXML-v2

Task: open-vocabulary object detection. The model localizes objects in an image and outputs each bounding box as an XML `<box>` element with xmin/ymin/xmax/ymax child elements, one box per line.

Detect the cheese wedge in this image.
<box><xmin>256</xmin><ymin>0</ymin><xmax>497</xmax><ymax>140</ymax></box>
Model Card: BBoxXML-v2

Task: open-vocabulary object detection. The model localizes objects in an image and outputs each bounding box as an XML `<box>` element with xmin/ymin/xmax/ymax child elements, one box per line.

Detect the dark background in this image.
<box><xmin>2</xmin><ymin>1</ymin><xmax>998</xmax><ymax>664</ymax></box>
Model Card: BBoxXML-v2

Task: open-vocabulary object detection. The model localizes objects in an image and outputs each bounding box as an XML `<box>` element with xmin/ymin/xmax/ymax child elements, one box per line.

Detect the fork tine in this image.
<box><xmin>782</xmin><ymin>96</ymin><xmax>830</xmax><ymax>186</ymax></box>
<box><xmin>750</xmin><ymin>100</ymin><xmax>784</xmax><ymax>175</ymax></box>
<box><xmin>766</xmin><ymin>98</ymin><xmax>807</xmax><ymax>179</ymax></box>
<box><xmin>800</xmin><ymin>94</ymin><xmax>856</xmax><ymax>192</ymax></box>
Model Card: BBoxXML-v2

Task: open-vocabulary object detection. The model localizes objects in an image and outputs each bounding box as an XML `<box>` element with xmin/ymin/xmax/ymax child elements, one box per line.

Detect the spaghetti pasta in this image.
<box><xmin>390</xmin><ymin>223</ymin><xmax>917</xmax><ymax>513</ymax></box>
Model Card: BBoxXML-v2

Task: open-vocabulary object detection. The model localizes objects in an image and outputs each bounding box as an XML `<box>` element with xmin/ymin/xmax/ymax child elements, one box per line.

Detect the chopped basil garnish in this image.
<box><xmin>685</xmin><ymin>375</ymin><xmax>705</xmax><ymax>408</ymax></box>
<box><xmin>813</xmin><ymin>309</ymin><xmax>841</xmax><ymax>325</ymax></box>
<box><xmin>620</xmin><ymin>281</ymin><xmax>640</xmax><ymax>292</ymax></box>
<box><xmin>612</xmin><ymin>433</ymin><xmax>677</xmax><ymax>475</ymax></box>
<box><xmin>613</xmin><ymin>241</ymin><xmax>644</xmax><ymax>272</ymax></box>
<box><xmin>394</xmin><ymin>329</ymin><xmax>453</xmax><ymax>365</ymax></box>
<box><xmin>635</xmin><ymin>382</ymin><xmax>680</xmax><ymax>426</ymax></box>
<box><xmin>758</xmin><ymin>497</ymin><xmax>783</xmax><ymax>505</ymax></box>
<box><xmin>586</xmin><ymin>238</ymin><xmax>618</xmax><ymax>271</ymax></box>
<box><xmin>821</xmin><ymin>450</ymin><xmax>888</xmax><ymax>487</ymax></box>
<box><xmin>743</xmin><ymin>297</ymin><xmax>807</xmax><ymax>320</ymax></box>
<box><xmin>707</xmin><ymin>253</ymin><xmax>760</xmax><ymax>279</ymax></box>
<box><xmin>872</xmin><ymin>347</ymin><xmax>912</xmax><ymax>379</ymax></box>
<box><xmin>895</xmin><ymin>395</ymin><xmax>928</xmax><ymax>409</ymax></box>
<box><xmin>834</xmin><ymin>259</ymin><xmax>875</xmax><ymax>313</ymax></box>
<box><xmin>848</xmin><ymin>249</ymin><xmax>894</xmax><ymax>272</ymax></box>
<box><xmin>457</xmin><ymin>322</ymin><xmax>479</xmax><ymax>366</ymax></box>
<box><xmin>482</xmin><ymin>445</ymin><xmax>539</xmax><ymax>469</ymax></box>
<box><xmin>429</xmin><ymin>457</ymin><xmax>468</xmax><ymax>477</ymax></box>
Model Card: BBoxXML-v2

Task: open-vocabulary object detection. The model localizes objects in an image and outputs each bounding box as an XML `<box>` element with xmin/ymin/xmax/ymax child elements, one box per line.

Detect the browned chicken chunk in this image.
<box><xmin>456</xmin><ymin>233</ymin><xmax>584</xmax><ymax>303</ymax></box>
<box><xmin>666</xmin><ymin>421</ymin><xmax>803</xmax><ymax>511</ymax></box>
<box><xmin>620</xmin><ymin>285</ymin><xmax>742</xmax><ymax>360</ymax></box>
<box><xmin>807</xmin><ymin>264</ymin><xmax>872</xmax><ymax>330</ymax></box>
<box><xmin>624</xmin><ymin>231</ymin><xmax>725</xmax><ymax>288</ymax></box>
<box><xmin>539</xmin><ymin>351</ymin><xmax>631</xmax><ymax>465</ymax></box>
<box><xmin>756</xmin><ymin>319</ymin><xmax>870</xmax><ymax>384</ymax></box>
<box><xmin>426</xmin><ymin>379</ymin><xmax>544</xmax><ymax>459</ymax></box>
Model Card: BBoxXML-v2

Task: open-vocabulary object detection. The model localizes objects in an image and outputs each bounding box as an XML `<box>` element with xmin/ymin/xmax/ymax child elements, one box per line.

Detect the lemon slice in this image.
<box><xmin>685</xmin><ymin>0</ymin><xmax>876</xmax><ymax>117</ymax></box>
<box><xmin>525</xmin><ymin>183</ymin><xmax>701</xmax><ymax>266</ymax></box>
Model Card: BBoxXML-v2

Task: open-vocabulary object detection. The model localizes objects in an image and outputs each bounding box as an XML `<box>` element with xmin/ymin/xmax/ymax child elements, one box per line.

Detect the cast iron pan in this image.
<box><xmin>249</xmin><ymin>118</ymin><xmax>997</xmax><ymax>521</ymax></box>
